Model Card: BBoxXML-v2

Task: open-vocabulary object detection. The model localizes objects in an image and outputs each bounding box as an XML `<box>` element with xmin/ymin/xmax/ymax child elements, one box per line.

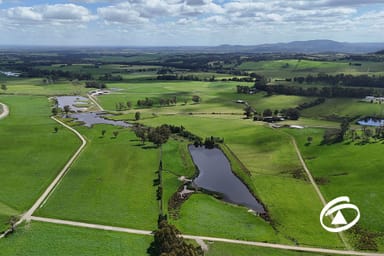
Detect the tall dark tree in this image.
<box><xmin>263</xmin><ymin>108</ymin><xmax>273</xmax><ymax>117</ymax></box>
<box><xmin>147</xmin><ymin>220</ymin><xmax>203</xmax><ymax>256</ymax></box>
<box><xmin>192</xmin><ymin>95</ymin><xmax>201</xmax><ymax>103</ymax></box>
<box><xmin>148</xmin><ymin>125</ymin><xmax>171</xmax><ymax>147</ymax></box>
<box><xmin>339</xmin><ymin>119</ymin><xmax>350</xmax><ymax>140</ymax></box>
<box><xmin>133</xmin><ymin>125</ymin><xmax>147</xmax><ymax>145</ymax></box>
<box><xmin>51</xmin><ymin>107</ymin><xmax>58</xmax><ymax>116</ymax></box>
<box><xmin>63</xmin><ymin>105</ymin><xmax>71</xmax><ymax>116</ymax></box>
<box><xmin>135</xmin><ymin>111</ymin><xmax>141</xmax><ymax>121</ymax></box>
<box><xmin>244</xmin><ymin>105</ymin><xmax>254</xmax><ymax>119</ymax></box>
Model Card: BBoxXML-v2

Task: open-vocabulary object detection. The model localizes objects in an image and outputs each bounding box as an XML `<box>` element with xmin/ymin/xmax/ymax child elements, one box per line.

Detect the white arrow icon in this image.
<box><xmin>332</xmin><ymin>211</ymin><xmax>347</xmax><ymax>225</ymax></box>
<box><xmin>320</xmin><ymin>196</ymin><xmax>360</xmax><ymax>233</ymax></box>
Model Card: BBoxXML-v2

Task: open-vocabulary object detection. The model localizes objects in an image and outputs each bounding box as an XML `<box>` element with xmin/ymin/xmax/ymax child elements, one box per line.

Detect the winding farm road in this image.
<box><xmin>29</xmin><ymin>216</ymin><xmax>384</xmax><ymax>256</ymax></box>
<box><xmin>0</xmin><ymin>102</ymin><xmax>9</xmax><ymax>120</ymax></box>
<box><xmin>88</xmin><ymin>94</ymin><xmax>104</xmax><ymax>111</ymax></box>
<box><xmin>16</xmin><ymin>116</ymin><xmax>87</xmax><ymax>225</ymax></box>
<box><xmin>1</xmin><ymin>111</ymin><xmax>382</xmax><ymax>255</ymax></box>
<box><xmin>290</xmin><ymin>135</ymin><xmax>350</xmax><ymax>249</ymax></box>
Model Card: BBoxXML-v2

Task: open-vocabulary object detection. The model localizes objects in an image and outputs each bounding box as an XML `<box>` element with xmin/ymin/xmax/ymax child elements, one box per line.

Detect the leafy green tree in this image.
<box><xmin>191</xmin><ymin>95</ymin><xmax>201</xmax><ymax>103</ymax></box>
<box><xmin>1</xmin><ymin>84</ymin><xmax>7</xmax><ymax>91</ymax></box>
<box><xmin>51</xmin><ymin>107</ymin><xmax>58</xmax><ymax>116</ymax></box>
<box><xmin>101</xmin><ymin>129</ymin><xmax>106</xmax><ymax>137</ymax></box>
<box><xmin>147</xmin><ymin>220</ymin><xmax>203</xmax><ymax>256</ymax></box>
<box><xmin>339</xmin><ymin>119</ymin><xmax>350</xmax><ymax>140</ymax></box>
<box><xmin>113</xmin><ymin>131</ymin><xmax>119</xmax><ymax>138</ymax></box>
<box><xmin>133</xmin><ymin>125</ymin><xmax>147</xmax><ymax>144</ymax></box>
<box><xmin>135</xmin><ymin>111</ymin><xmax>141</xmax><ymax>121</ymax></box>
<box><xmin>63</xmin><ymin>105</ymin><xmax>71</xmax><ymax>115</ymax></box>
<box><xmin>244</xmin><ymin>105</ymin><xmax>254</xmax><ymax>119</ymax></box>
<box><xmin>148</xmin><ymin>125</ymin><xmax>171</xmax><ymax>147</ymax></box>
<box><xmin>263</xmin><ymin>108</ymin><xmax>272</xmax><ymax>117</ymax></box>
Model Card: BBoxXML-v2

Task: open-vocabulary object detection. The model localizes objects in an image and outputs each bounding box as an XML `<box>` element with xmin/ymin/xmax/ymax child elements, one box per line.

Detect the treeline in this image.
<box><xmin>85</xmin><ymin>81</ymin><xmax>106</xmax><ymax>89</ymax></box>
<box><xmin>157</xmin><ymin>74</ymin><xmax>216</xmax><ymax>81</ymax></box>
<box><xmin>293</xmin><ymin>73</ymin><xmax>384</xmax><ymax>88</ymax></box>
<box><xmin>98</xmin><ymin>73</ymin><xmax>123</xmax><ymax>81</ymax></box>
<box><xmin>255</xmin><ymin>83</ymin><xmax>382</xmax><ymax>98</ymax></box>
<box><xmin>296</xmin><ymin>98</ymin><xmax>325</xmax><ymax>110</ymax></box>
<box><xmin>167</xmin><ymin>125</ymin><xmax>223</xmax><ymax>148</ymax></box>
<box><xmin>18</xmin><ymin>67</ymin><xmax>93</xmax><ymax>80</ymax></box>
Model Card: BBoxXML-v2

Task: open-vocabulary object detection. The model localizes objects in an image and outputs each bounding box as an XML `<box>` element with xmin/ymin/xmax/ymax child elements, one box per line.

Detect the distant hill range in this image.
<box><xmin>205</xmin><ymin>40</ymin><xmax>384</xmax><ymax>54</ymax></box>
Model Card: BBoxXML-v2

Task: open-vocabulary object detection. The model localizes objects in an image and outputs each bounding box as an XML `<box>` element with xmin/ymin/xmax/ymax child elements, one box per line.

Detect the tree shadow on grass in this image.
<box><xmin>142</xmin><ymin>145</ymin><xmax>158</xmax><ymax>150</ymax></box>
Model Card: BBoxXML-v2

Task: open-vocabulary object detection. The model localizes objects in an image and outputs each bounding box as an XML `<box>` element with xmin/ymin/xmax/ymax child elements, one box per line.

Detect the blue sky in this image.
<box><xmin>0</xmin><ymin>0</ymin><xmax>383</xmax><ymax>46</ymax></box>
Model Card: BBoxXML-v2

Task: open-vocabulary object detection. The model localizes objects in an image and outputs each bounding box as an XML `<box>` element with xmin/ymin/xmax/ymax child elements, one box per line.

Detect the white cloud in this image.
<box><xmin>42</xmin><ymin>4</ymin><xmax>95</xmax><ymax>22</ymax></box>
<box><xmin>7</xmin><ymin>7</ymin><xmax>42</xmax><ymax>21</ymax></box>
<box><xmin>97</xmin><ymin>2</ymin><xmax>148</xmax><ymax>24</ymax></box>
<box><xmin>1</xmin><ymin>0</ymin><xmax>384</xmax><ymax>45</ymax></box>
<box><xmin>4</xmin><ymin>3</ymin><xmax>95</xmax><ymax>25</ymax></box>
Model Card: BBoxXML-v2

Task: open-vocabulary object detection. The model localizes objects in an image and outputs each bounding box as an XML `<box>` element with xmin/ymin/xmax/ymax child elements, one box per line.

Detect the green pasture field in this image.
<box><xmin>161</xmin><ymin>139</ymin><xmax>196</xmax><ymax>216</ymax></box>
<box><xmin>301</xmin><ymin>98</ymin><xmax>384</xmax><ymax>119</ymax></box>
<box><xmin>96</xmin><ymin>81</ymin><xmax>313</xmax><ymax>117</ymax></box>
<box><xmin>36</xmin><ymin>125</ymin><xmax>160</xmax><ymax>230</ymax></box>
<box><xmin>285</xmin><ymin>128</ymin><xmax>384</xmax><ymax>250</ymax></box>
<box><xmin>0</xmin><ymin>78</ymin><xmax>88</xmax><ymax>96</ymax></box>
<box><xmin>141</xmin><ymin>116</ymin><xmax>343</xmax><ymax>248</ymax></box>
<box><xmin>0</xmin><ymin>221</ymin><xmax>338</xmax><ymax>256</ymax></box>
<box><xmin>37</xmin><ymin>63</ymin><xmax>156</xmax><ymax>77</ymax></box>
<box><xmin>239</xmin><ymin>93</ymin><xmax>314</xmax><ymax>112</ymax></box>
<box><xmin>0</xmin><ymin>95</ymin><xmax>80</xmax><ymax>231</ymax></box>
<box><xmin>87</xmin><ymin>53</ymin><xmax>164</xmax><ymax>63</ymax></box>
<box><xmin>206</xmin><ymin>241</ymin><xmax>331</xmax><ymax>256</ymax></box>
<box><xmin>173</xmin><ymin>194</ymin><xmax>285</xmax><ymax>243</ymax></box>
<box><xmin>0</xmin><ymin>221</ymin><xmax>152</xmax><ymax>256</ymax></box>
<box><xmin>97</xmin><ymin>80</ymin><xmax>250</xmax><ymax>113</ymax></box>
<box><xmin>237</xmin><ymin>59</ymin><xmax>384</xmax><ymax>78</ymax></box>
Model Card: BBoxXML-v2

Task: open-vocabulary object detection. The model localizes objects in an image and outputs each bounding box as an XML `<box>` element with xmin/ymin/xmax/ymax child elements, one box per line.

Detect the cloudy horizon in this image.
<box><xmin>0</xmin><ymin>0</ymin><xmax>384</xmax><ymax>46</ymax></box>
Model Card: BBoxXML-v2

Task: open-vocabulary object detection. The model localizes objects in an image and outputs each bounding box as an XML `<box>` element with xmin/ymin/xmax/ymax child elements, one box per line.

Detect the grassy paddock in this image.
<box><xmin>237</xmin><ymin>59</ymin><xmax>384</xmax><ymax>77</ymax></box>
<box><xmin>286</xmin><ymin>127</ymin><xmax>384</xmax><ymax>249</ymax></box>
<box><xmin>206</xmin><ymin>241</ymin><xmax>332</xmax><ymax>256</ymax></box>
<box><xmin>36</xmin><ymin>125</ymin><xmax>160</xmax><ymax>230</ymax></box>
<box><xmin>301</xmin><ymin>98</ymin><xmax>384</xmax><ymax>119</ymax></box>
<box><xmin>0</xmin><ymin>95</ymin><xmax>80</xmax><ymax>231</ymax></box>
<box><xmin>0</xmin><ymin>221</ymin><xmax>152</xmax><ymax>256</ymax></box>
<box><xmin>141</xmin><ymin>115</ymin><xmax>343</xmax><ymax>248</ymax></box>
<box><xmin>0</xmin><ymin>78</ymin><xmax>89</xmax><ymax>96</ymax></box>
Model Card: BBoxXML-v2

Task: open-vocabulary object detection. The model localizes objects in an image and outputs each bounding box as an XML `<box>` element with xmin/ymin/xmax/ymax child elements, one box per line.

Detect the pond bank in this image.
<box><xmin>189</xmin><ymin>145</ymin><xmax>265</xmax><ymax>214</ymax></box>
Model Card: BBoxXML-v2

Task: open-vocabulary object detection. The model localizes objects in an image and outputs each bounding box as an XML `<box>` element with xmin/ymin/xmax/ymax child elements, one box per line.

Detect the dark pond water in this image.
<box><xmin>189</xmin><ymin>145</ymin><xmax>265</xmax><ymax>213</ymax></box>
<box><xmin>56</xmin><ymin>96</ymin><xmax>89</xmax><ymax>112</ymax></box>
<box><xmin>357</xmin><ymin>118</ymin><xmax>384</xmax><ymax>127</ymax></box>
<box><xmin>70</xmin><ymin>112</ymin><xmax>131</xmax><ymax>128</ymax></box>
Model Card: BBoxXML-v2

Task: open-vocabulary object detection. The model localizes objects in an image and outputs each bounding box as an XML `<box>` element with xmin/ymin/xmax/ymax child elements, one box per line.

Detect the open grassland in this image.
<box><xmin>285</xmin><ymin>128</ymin><xmax>384</xmax><ymax>250</ymax></box>
<box><xmin>161</xmin><ymin>139</ymin><xmax>196</xmax><ymax>216</ymax></box>
<box><xmin>0</xmin><ymin>95</ymin><xmax>80</xmax><ymax>231</ymax></box>
<box><xmin>141</xmin><ymin>116</ymin><xmax>343</xmax><ymax>248</ymax></box>
<box><xmin>206</xmin><ymin>241</ymin><xmax>331</xmax><ymax>256</ymax></box>
<box><xmin>96</xmin><ymin>81</ymin><xmax>312</xmax><ymax>117</ymax></box>
<box><xmin>0</xmin><ymin>221</ymin><xmax>152</xmax><ymax>256</ymax></box>
<box><xmin>36</xmin><ymin>124</ymin><xmax>160</xmax><ymax>230</ymax></box>
<box><xmin>97</xmin><ymin>80</ymin><xmax>252</xmax><ymax>114</ymax></box>
<box><xmin>173</xmin><ymin>194</ymin><xmax>285</xmax><ymax>243</ymax></box>
<box><xmin>301</xmin><ymin>98</ymin><xmax>384</xmax><ymax>119</ymax></box>
<box><xmin>239</xmin><ymin>93</ymin><xmax>313</xmax><ymax>113</ymax></box>
<box><xmin>0</xmin><ymin>78</ymin><xmax>88</xmax><ymax>96</ymax></box>
<box><xmin>237</xmin><ymin>59</ymin><xmax>384</xmax><ymax>77</ymax></box>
